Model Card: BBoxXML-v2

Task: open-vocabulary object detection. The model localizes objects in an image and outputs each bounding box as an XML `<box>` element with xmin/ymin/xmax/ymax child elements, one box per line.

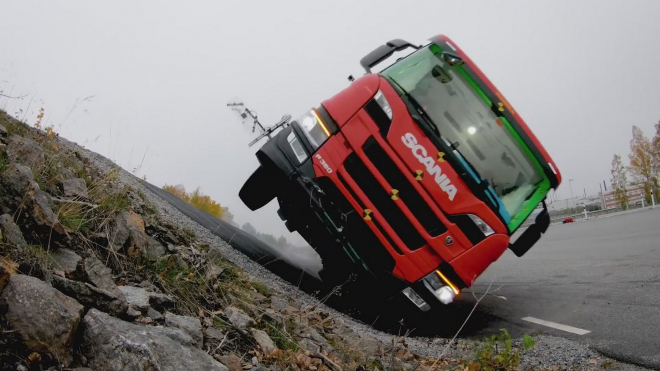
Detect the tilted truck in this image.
<box><xmin>239</xmin><ymin>34</ymin><xmax>561</xmax><ymax>312</ymax></box>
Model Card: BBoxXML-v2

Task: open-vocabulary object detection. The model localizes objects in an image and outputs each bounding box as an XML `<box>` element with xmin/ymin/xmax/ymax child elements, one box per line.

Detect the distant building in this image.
<box><xmin>601</xmin><ymin>183</ymin><xmax>646</xmax><ymax>209</ymax></box>
<box><xmin>545</xmin><ymin>196</ymin><xmax>601</xmax><ymax>212</ymax></box>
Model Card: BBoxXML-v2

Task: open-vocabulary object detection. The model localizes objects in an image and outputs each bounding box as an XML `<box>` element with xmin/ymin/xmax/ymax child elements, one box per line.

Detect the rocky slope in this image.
<box><xmin>0</xmin><ymin>110</ymin><xmax>644</xmax><ymax>371</ymax></box>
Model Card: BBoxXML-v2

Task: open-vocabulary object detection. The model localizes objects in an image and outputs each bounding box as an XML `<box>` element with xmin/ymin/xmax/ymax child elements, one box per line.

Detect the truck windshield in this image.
<box><xmin>380</xmin><ymin>44</ymin><xmax>543</xmax><ymax>222</ymax></box>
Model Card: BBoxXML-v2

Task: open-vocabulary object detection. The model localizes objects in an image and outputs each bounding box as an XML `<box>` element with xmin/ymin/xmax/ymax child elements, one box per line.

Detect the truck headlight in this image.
<box><xmin>374</xmin><ymin>90</ymin><xmax>393</xmax><ymax>120</ymax></box>
<box><xmin>422</xmin><ymin>269</ymin><xmax>460</xmax><ymax>305</ymax></box>
<box><xmin>467</xmin><ymin>214</ymin><xmax>494</xmax><ymax>236</ymax></box>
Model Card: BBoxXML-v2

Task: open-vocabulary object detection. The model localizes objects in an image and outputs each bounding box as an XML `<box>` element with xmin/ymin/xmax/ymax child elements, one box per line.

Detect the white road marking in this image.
<box><xmin>522</xmin><ymin>317</ymin><xmax>591</xmax><ymax>335</ymax></box>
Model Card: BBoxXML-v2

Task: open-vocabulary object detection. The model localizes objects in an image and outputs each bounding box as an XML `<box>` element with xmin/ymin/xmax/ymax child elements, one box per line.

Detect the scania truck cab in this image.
<box><xmin>239</xmin><ymin>34</ymin><xmax>561</xmax><ymax>311</ymax></box>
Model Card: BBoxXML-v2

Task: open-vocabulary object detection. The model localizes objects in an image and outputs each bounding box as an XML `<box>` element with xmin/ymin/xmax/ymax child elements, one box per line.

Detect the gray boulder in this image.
<box><xmin>7</xmin><ymin>135</ymin><xmax>45</xmax><ymax>170</ymax></box>
<box><xmin>81</xmin><ymin>309</ymin><xmax>228</xmax><ymax>371</ymax></box>
<box><xmin>0</xmin><ymin>163</ymin><xmax>34</xmax><ymax>204</ymax></box>
<box><xmin>250</xmin><ymin>328</ymin><xmax>277</xmax><ymax>355</ymax></box>
<box><xmin>147</xmin><ymin>306</ymin><xmax>164</xmax><ymax>321</ymax></box>
<box><xmin>205</xmin><ymin>264</ymin><xmax>225</xmax><ymax>283</ymax></box>
<box><xmin>108</xmin><ymin>210</ymin><xmax>145</xmax><ymax>252</ymax></box>
<box><xmin>270</xmin><ymin>296</ymin><xmax>298</xmax><ymax>314</ymax></box>
<box><xmin>118</xmin><ymin>285</ymin><xmax>174</xmax><ymax>313</ymax></box>
<box><xmin>51</xmin><ymin>275</ymin><xmax>127</xmax><ymax>316</ymax></box>
<box><xmin>30</xmin><ymin>185</ymin><xmax>66</xmax><ymax>235</ymax></box>
<box><xmin>61</xmin><ymin>178</ymin><xmax>88</xmax><ymax>199</ymax></box>
<box><xmin>126</xmin><ymin>228</ymin><xmax>166</xmax><ymax>260</ymax></box>
<box><xmin>118</xmin><ymin>285</ymin><xmax>150</xmax><ymax>312</ymax></box>
<box><xmin>75</xmin><ymin>256</ymin><xmax>123</xmax><ymax>299</ymax></box>
<box><xmin>0</xmin><ymin>274</ymin><xmax>83</xmax><ymax>366</ymax></box>
<box><xmin>0</xmin><ymin>214</ymin><xmax>27</xmax><ymax>249</ymax></box>
<box><xmin>49</xmin><ymin>248</ymin><xmax>81</xmax><ymax>274</ymax></box>
<box><xmin>215</xmin><ymin>354</ymin><xmax>242</xmax><ymax>371</ymax></box>
<box><xmin>204</xmin><ymin>327</ymin><xmax>225</xmax><ymax>342</ymax></box>
<box><xmin>224</xmin><ymin>306</ymin><xmax>255</xmax><ymax>330</ymax></box>
<box><xmin>0</xmin><ymin>164</ymin><xmax>66</xmax><ymax>237</ymax></box>
<box><xmin>296</xmin><ymin>326</ymin><xmax>334</xmax><ymax>354</ymax></box>
<box><xmin>164</xmin><ymin>312</ymin><xmax>203</xmax><ymax>348</ymax></box>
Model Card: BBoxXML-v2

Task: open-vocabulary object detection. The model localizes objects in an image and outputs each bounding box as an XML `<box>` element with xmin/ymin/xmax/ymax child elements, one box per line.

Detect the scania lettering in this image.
<box><xmin>402</xmin><ymin>132</ymin><xmax>457</xmax><ymax>201</ymax></box>
<box><xmin>239</xmin><ymin>35</ymin><xmax>561</xmax><ymax>312</ymax></box>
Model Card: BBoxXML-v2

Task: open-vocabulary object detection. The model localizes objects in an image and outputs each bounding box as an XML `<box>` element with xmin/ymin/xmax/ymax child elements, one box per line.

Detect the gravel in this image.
<box><xmin>55</xmin><ymin>135</ymin><xmax>643</xmax><ymax>370</ymax></box>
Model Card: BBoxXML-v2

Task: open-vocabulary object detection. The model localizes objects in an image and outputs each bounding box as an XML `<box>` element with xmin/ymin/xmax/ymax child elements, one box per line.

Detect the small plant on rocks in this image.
<box><xmin>461</xmin><ymin>329</ymin><xmax>535</xmax><ymax>371</ymax></box>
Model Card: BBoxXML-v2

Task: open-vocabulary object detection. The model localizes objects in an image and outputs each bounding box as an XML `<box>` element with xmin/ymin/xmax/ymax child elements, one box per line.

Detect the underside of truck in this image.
<box><xmin>239</xmin><ymin>35</ymin><xmax>561</xmax><ymax>313</ymax></box>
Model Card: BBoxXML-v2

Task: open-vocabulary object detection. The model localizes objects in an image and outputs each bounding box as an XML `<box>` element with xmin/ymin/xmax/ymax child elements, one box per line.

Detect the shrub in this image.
<box><xmin>163</xmin><ymin>184</ymin><xmax>227</xmax><ymax>218</ymax></box>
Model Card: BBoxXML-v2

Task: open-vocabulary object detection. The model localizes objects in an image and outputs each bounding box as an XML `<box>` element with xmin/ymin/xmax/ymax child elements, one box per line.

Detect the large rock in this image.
<box><xmin>0</xmin><ymin>163</ymin><xmax>34</xmax><ymax>203</ymax></box>
<box><xmin>49</xmin><ymin>248</ymin><xmax>82</xmax><ymax>274</ymax></box>
<box><xmin>61</xmin><ymin>178</ymin><xmax>88</xmax><ymax>199</ymax></box>
<box><xmin>205</xmin><ymin>264</ymin><xmax>225</xmax><ymax>283</ymax></box>
<box><xmin>108</xmin><ymin>210</ymin><xmax>145</xmax><ymax>252</ymax></box>
<box><xmin>296</xmin><ymin>326</ymin><xmax>334</xmax><ymax>354</ymax></box>
<box><xmin>76</xmin><ymin>256</ymin><xmax>123</xmax><ymax>299</ymax></box>
<box><xmin>126</xmin><ymin>228</ymin><xmax>166</xmax><ymax>260</ymax></box>
<box><xmin>147</xmin><ymin>306</ymin><xmax>164</xmax><ymax>321</ymax></box>
<box><xmin>51</xmin><ymin>275</ymin><xmax>127</xmax><ymax>316</ymax></box>
<box><xmin>0</xmin><ymin>214</ymin><xmax>27</xmax><ymax>249</ymax></box>
<box><xmin>215</xmin><ymin>354</ymin><xmax>242</xmax><ymax>371</ymax></box>
<box><xmin>0</xmin><ymin>274</ymin><xmax>83</xmax><ymax>366</ymax></box>
<box><xmin>81</xmin><ymin>309</ymin><xmax>228</xmax><ymax>371</ymax></box>
<box><xmin>204</xmin><ymin>327</ymin><xmax>225</xmax><ymax>342</ymax></box>
<box><xmin>224</xmin><ymin>306</ymin><xmax>255</xmax><ymax>330</ymax></box>
<box><xmin>29</xmin><ymin>185</ymin><xmax>66</xmax><ymax>235</ymax></box>
<box><xmin>118</xmin><ymin>285</ymin><xmax>150</xmax><ymax>312</ymax></box>
<box><xmin>118</xmin><ymin>285</ymin><xmax>174</xmax><ymax>313</ymax></box>
<box><xmin>0</xmin><ymin>164</ymin><xmax>66</xmax><ymax>237</ymax></box>
<box><xmin>164</xmin><ymin>312</ymin><xmax>203</xmax><ymax>348</ymax></box>
<box><xmin>6</xmin><ymin>135</ymin><xmax>45</xmax><ymax>170</ymax></box>
<box><xmin>250</xmin><ymin>328</ymin><xmax>277</xmax><ymax>355</ymax></box>
<box><xmin>270</xmin><ymin>296</ymin><xmax>298</xmax><ymax>314</ymax></box>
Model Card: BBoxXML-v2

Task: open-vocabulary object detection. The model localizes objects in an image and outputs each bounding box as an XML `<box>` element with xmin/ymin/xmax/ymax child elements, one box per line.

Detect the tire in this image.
<box><xmin>277</xmin><ymin>208</ymin><xmax>286</xmax><ymax>221</ymax></box>
<box><xmin>239</xmin><ymin>166</ymin><xmax>276</xmax><ymax>211</ymax></box>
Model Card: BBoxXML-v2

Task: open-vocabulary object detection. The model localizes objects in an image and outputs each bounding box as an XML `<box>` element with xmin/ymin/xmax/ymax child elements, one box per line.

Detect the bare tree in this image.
<box><xmin>611</xmin><ymin>154</ymin><xmax>629</xmax><ymax>209</ymax></box>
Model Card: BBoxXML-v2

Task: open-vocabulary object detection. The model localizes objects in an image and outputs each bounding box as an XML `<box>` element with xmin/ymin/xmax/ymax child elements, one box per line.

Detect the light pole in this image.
<box><xmin>569</xmin><ymin>179</ymin><xmax>575</xmax><ymax>210</ymax></box>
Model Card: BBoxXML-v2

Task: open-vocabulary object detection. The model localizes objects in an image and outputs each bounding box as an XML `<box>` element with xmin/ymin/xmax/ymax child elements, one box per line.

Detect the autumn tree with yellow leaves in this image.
<box><xmin>163</xmin><ymin>184</ymin><xmax>228</xmax><ymax>219</ymax></box>
<box><xmin>628</xmin><ymin>126</ymin><xmax>658</xmax><ymax>203</ymax></box>
<box><xmin>610</xmin><ymin>154</ymin><xmax>629</xmax><ymax>209</ymax></box>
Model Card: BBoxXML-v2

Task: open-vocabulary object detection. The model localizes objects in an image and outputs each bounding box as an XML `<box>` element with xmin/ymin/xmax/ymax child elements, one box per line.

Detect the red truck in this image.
<box><xmin>239</xmin><ymin>35</ymin><xmax>561</xmax><ymax>312</ymax></box>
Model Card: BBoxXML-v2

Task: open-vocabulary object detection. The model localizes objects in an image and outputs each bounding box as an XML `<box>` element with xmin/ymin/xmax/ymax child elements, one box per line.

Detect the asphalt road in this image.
<box><xmin>451</xmin><ymin>208</ymin><xmax>660</xmax><ymax>369</ymax></box>
<box><xmin>144</xmin><ymin>180</ymin><xmax>660</xmax><ymax>369</ymax></box>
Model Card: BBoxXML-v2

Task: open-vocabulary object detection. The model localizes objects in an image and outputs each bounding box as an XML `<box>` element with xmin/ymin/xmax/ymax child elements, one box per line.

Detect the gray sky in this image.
<box><xmin>2</xmin><ymin>0</ymin><xmax>660</xmax><ymax>243</ymax></box>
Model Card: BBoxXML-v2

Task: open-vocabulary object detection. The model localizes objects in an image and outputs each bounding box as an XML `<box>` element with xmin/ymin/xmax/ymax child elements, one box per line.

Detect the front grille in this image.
<box><xmin>317</xmin><ymin>175</ymin><xmax>396</xmax><ymax>272</ymax></box>
<box><xmin>344</xmin><ymin>153</ymin><xmax>426</xmax><ymax>251</ymax></box>
<box><xmin>362</xmin><ymin>137</ymin><xmax>448</xmax><ymax>237</ymax></box>
<box><xmin>337</xmin><ymin>173</ymin><xmax>402</xmax><ymax>255</ymax></box>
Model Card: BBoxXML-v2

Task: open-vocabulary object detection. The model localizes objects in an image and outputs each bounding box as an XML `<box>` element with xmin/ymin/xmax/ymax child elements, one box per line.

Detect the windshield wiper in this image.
<box><xmin>386</xmin><ymin>77</ymin><xmax>441</xmax><ymax>138</ymax></box>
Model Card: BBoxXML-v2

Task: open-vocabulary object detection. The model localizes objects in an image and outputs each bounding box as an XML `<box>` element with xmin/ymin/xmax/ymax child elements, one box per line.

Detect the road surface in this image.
<box><xmin>460</xmin><ymin>208</ymin><xmax>660</xmax><ymax>369</ymax></box>
<box><xmin>144</xmin><ymin>180</ymin><xmax>660</xmax><ymax>369</ymax></box>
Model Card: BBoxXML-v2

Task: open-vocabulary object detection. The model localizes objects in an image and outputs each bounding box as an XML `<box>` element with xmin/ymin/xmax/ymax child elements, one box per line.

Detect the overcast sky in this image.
<box><xmin>2</xmin><ymin>0</ymin><xmax>659</xmax><ymax>243</ymax></box>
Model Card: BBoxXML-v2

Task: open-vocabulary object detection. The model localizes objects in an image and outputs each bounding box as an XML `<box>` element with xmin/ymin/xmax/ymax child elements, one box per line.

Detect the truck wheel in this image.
<box><xmin>239</xmin><ymin>166</ymin><xmax>276</xmax><ymax>211</ymax></box>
